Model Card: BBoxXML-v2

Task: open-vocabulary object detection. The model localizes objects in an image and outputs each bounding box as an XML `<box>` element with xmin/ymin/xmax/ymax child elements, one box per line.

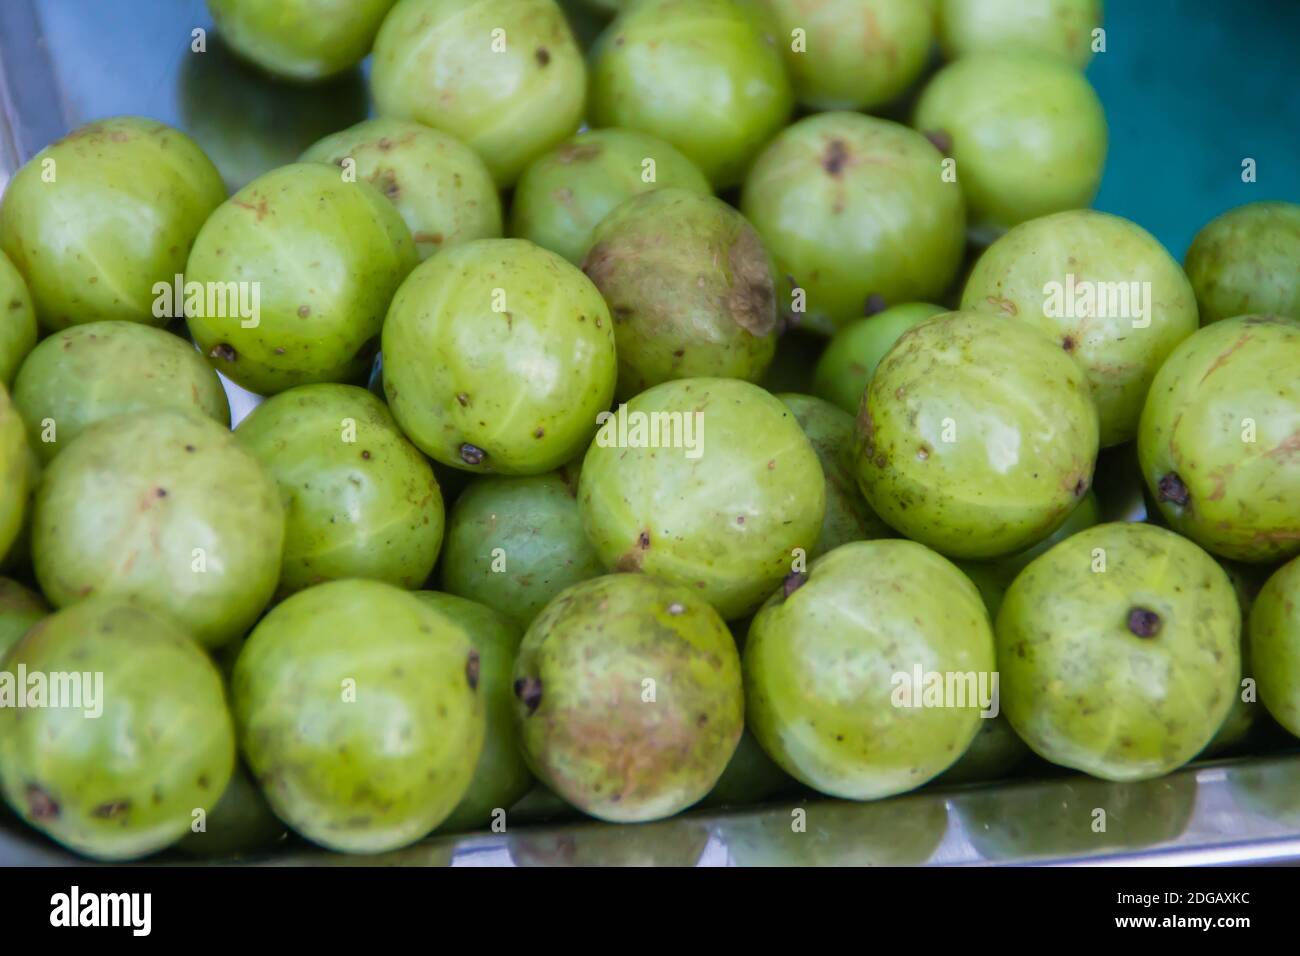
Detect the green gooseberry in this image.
<box><xmin>233</xmin><ymin>579</ymin><xmax>485</xmax><ymax>853</ymax></box>
<box><xmin>300</xmin><ymin>118</ymin><xmax>503</xmax><ymax>261</ymax></box>
<box><xmin>511</xmin><ymin>573</ymin><xmax>744</xmax><ymax>822</ymax></box>
<box><xmin>934</xmin><ymin>715</ymin><xmax>1031</xmax><ymax>786</ymax></box>
<box><xmin>511</xmin><ymin>127</ymin><xmax>711</xmax><ymax>266</ymax></box>
<box><xmin>583</xmin><ymin>188</ymin><xmax>779</xmax><ymax>398</ymax></box>
<box><xmin>0</xmin><ymin>441</ymin><xmax>38</xmax><ymax>574</ymax></box>
<box><xmin>997</xmin><ymin>522</ymin><xmax>1240</xmax><ymax>781</ymax></box>
<box><xmin>697</xmin><ymin>730</ymin><xmax>796</xmax><ymax>810</ymax></box>
<box><xmin>855</xmin><ymin>311</ymin><xmax>1099</xmax><ymax>560</ymax></box>
<box><xmin>439</xmin><ymin>471</ymin><xmax>603</xmax><ymax>629</ymax></box>
<box><xmin>0</xmin><ymin>599</ymin><xmax>235</xmax><ymax>861</ymax></box>
<box><xmin>32</xmin><ymin>409</ymin><xmax>285</xmax><ymax>649</ymax></box>
<box><xmin>371</xmin><ymin>0</ymin><xmax>586</xmax><ymax>188</ymax></box>
<box><xmin>914</xmin><ymin>52</ymin><xmax>1107</xmax><ymax>233</ymax></box>
<box><xmin>12</xmin><ymin>321</ymin><xmax>230</xmax><ymax>464</ymax></box>
<box><xmin>382</xmin><ymin>238</ymin><xmax>617</xmax><ymax>476</ymax></box>
<box><xmin>579</xmin><ymin>377</ymin><xmax>825</xmax><ymax>620</ymax></box>
<box><xmin>0</xmin><ymin>117</ymin><xmax>226</xmax><ymax>332</ymax></box>
<box><xmin>766</xmin><ymin>0</ymin><xmax>936</xmax><ymax>110</ymax></box>
<box><xmin>745</xmin><ymin>538</ymin><xmax>996</xmax><ymax>800</ymax></box>
<box><xmin>1184</xmin><ymin>201</ymin><xmax>1300</xmax><ymax>325</ymax></box>
<box><xmin>589</xmin><ymin>0</ymin><xmax>793</xmax><ymax>189</ymax></box>
<box><xmin>937</xmin><ymin>0</ymin><xmax>1102</xmax><ymax>67</ymax></box>
<box><xmin>1249</xmin><ymin>556</ymin><xmax>1300</xmax><ymax>739</ymax></box>
<box><xmin>175</xmin><ymin>762</ymin><xmax>287</xmax><ymax>859</ymax></box>
<box><xmin>414</xmin><ymin>592</ymin><xmax>533</xmax><ymax>833</ymax></box>
<box><xmin>0</xmin><ymin>577</ymin><xmax>47</xmax><ymax>663</ymax></box>
<box><xmin>962</xmin><ymin>210</ymin><xmax>1199</xmax><ymax>447</ymax></box>
<box><xmin>0</xmin><ymin>385</ymin><xmax>29</xmax><ymax>560</ymax></box>
<box><xmin>0</xmin><ymin>250</ymin><xmax>37</xmax><ymax>386</ymax></box>
<box><xmin>777</xmin><ymin>393</ymin><xmax>892</xmax><ymax>556</ymax></box>
<box><xmin>235</xmin><ymin>384</ymin><xmax>444</xmax><ymax>597</ymax></box>
<box><xmin>1138</xmin><ymin>315</ymin><xmax>1300</xmax><ymax>563</ymax></box>
<box><xmin>1202</xmin><ymin>560</ymin><xmax>1266</xmax><ymax>755</ymax></box>
<box><xmin>741</xmin><ymin>113</ymin><xmax>965</xmax><ymax>335</ymax></box>
<box><xmin>186</xmin><ymin>162</ymin><xmax>417</xmax><ymax>396</ymax></box>
<box><xmin>811</xmin><ymin>302</ymin><xmax>947</xmax><ymax>414</ymax></box>
<box><xmin>206</xmin><ymin>0</ymin><xmax>397</xmax><ymax>81</ymax></box>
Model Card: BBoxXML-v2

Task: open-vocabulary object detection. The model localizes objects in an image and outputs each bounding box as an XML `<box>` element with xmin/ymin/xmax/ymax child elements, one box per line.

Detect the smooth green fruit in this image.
<box><xmin>1249</xmin><ymin>557</ymin><xmax>1300</xmax><ymax>739</ymax></box>
<box><xmin>0</xmin><ymin>117</ymin><xmax>226</xmax><ymax>331</ymax></box>
<box><xmin>235</xmin><ymin>384</ymin><xmax>444</xmax><ymax>597</ymax></box>
<box><xmin>1138</xmin><ymin>315</ymin><xmax>1300</xmax><ymax>563</ymax></box>
<box><xmin>811</xmin><ymin>302</ymin><xmax>947</xmax><ymax>414</ymax></box>
<box><xmin>997</xmin><ymin>522</ymin><xmax>1240</xmax><ymax>781</ymax></box>
<box><xmin>233</xmin><ymin>579</ymin><xmax>485</xmax><ymax>853</ymax></box>
<box><xmin>583</xmin><ymin>189</ymin><xmax>778</xmax><ymax>398</ymax></box>
<box><xmin>0</xmin><ymin>250</ymin><xmax>37</xmax><ymax>386</ymax></box>
<box><xmin>175</xmin><ymin>762</ymin><xmax>287</xmax><ymax>859</ymax></box>
<box><xmin>512</xmin><ymin>574</ymin><xmax>744</xmax><ymax>822</ymax></box>
<box><xmin>0</xmin><ymin>442</ymin><xmax>38</xmax><ymax>573</ymax></box>
<box><xmin>1203</xmin><ymin>561</ymin><xmax>1265</xmax><ymax>755</ymax></box>
<box><xmin>914</xmin><ymin>53</ymin><xmax>1107</xmax><ymax>232</ymax></box>
<box><xmin>962</xmin><ymin>210</ymin><xmax>1199</xmax><ymax>447</ymax></box>
<box><xmin>382</xmin><ymin>238</ymin><xmax>617</xmax><ymax>475</ymax></box>
<box><xmin>33</xmin><ymin>410</ymin><xmax>284</xmax><ymax>649</ymax></box>
<box><xmin>778</xmin><ymin>393</ymin><xmax>892</xmax><ymax>556</ymax></box>
<box><xmin>579</xmin><ymin>378</ymin><xmax>825</xmax><ymax>619</ymax></box>
<box><xmin>415</xmin><ymin>592</ymin><xmax>533</xmax><ymax>832</ymax></box>
<box><xmin>589</xmin><ymin>0</ymin><xmax>793</xmax><ymax>189</ymax></box>
<box><xmin>0</xmin><ymin>577</ymin><xmax>47</xmax><ymax>662</ymax></box>
<box><xmin>936</xmin><ymin>715</ymin><xmax>1031</xmax><ymax>786</ymax></box>
<box><xmin>937</xmin><ymin>0</ymin><xmax>1102</xmax><ymax>66</ymax></box>
<box><xmin>1184</xmin><ymin>201</ymin><xmax>1300</xmax><ymax>325</ymax></box>
<box><xmin>767</xmin><ymin>0</ymin><xmax>935</xmax><ymax>110</ymax></box>
<box><xmin>439</xmin><ymin>471</ymin><xmax>603</xmax><ymax>628</ymax></box>
<box><xmin>855</xmin><ymin>311</ymin><xmax>1099</xmax><ymax>560</ymax></box>
<box><xmin>745</xmin><ymin>539</ymin><xmax>995</xmax><ymax>800</ymax></box>
<box><xmin>371</xmin><ymin>0</ymin><xmax>586</xmax><ymax>188</ymax></box>
<box><xmin>301</xmin><ymin>118</ymin><xmax>503</xmax><ymax>261</ymax></box>
<box><xmin>0</xmin><ymin>385</ymin><xmax>28</xmax><ymax>560</ymax></box>
<box><xmin>12</xmin><ymin>321</ymin><xmax>230</xmax><ymax>464</ymax></box>
<box><xmin>207</xmin><ymin>0</ymin><xmax>396</xmax><ymax>81</ymax></box>
<box><xmin>511</xmin><ymin>128</ymin><xmax>711</xmax><ymax>265</ymax></box>
<box><xmin>742</xmin><ymin>113</ymin><xmax>965</xmax><ymax>335</ymax></box>
<box><xmin>698</xmin><ymin>730</ymin><xmax>795</xmax><ymax>809</ymax></box>
<box><xmin>0</xmin><ymin>599</ymin><xmax>235</xmax><ymax>861</ymax></box>
<box><xmin>186</xmin><ymin>163</ymin><xmax>417</xmax><ymax>396</ymax></box>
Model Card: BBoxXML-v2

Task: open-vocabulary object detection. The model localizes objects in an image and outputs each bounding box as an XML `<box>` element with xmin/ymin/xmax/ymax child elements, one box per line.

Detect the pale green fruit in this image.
<box><xmin>914</xmin><ymin>53</ymin><xmax>1107</xmax><ymax>232</ymax></box>
<box><xmin>589</xmin><ymin>0</ymin><xmax>793</xmax><ymax>189</ymax></box>
<box><xmin>742</xmin><ymin>113</ymin><xmax>966</xmax><ymax>334</ymax></box>
<box><xmin>207</xmin><ymin>0</ymin><xmax>397</xmax><ymax>81</ymax></box>
<box><xmin>938</xmin><ymin>0</ymin><xmax>1102</xmax><ymax>67</ymax></box>
<box><xmin>0</xmin><ymin>577</ymin><xmax>48</xmax><ymax>663</ymax></box>
<box><xmin>235</xmin><ymin>384</ymin><xmax>444</xmax><ymax>597</ymax></box>
<box><xmin>233</xmin><ymin>579</ymin><xmax>485</xmax><ymax>853</ymax></box>
<box><xmin>382</xmin><ymin>238</ymin><xmax>617</xmax><ymax>476</ymax></box>
<box><xmin>0</xmin><ymin>117</ymin><xmax>225</xmax><ymax>331</ymax></box>
<box><xmin>512</xmin><ymin>574</ymin><xmax>744</xmax><ymax>822</ymax></box>
<box><xmin>935</xmin><ymin>715</ymin><xmax>1031</xmax><ymax>786</ymax></box>
<box><xmin>12</xmin><ymin>321</ymin><xmax>230</xmax><ymax>464</ymax></box>
<box><xmin>855</xmin><ymin>311</ymin><xmax>1099</xmax><ymax>560</ymax></box>
<box><xmin>32</xmin><ymin>409</ymin><xmax>284</xmax><ymax>649</ymax></box>
<box><xmin>371</xmin><ymin>0</ymin><xmax>586</xmax><ymax>187</ymax></box>
<box><xmin>1202</xmin><ymin>560</ymin><xmax>1265</xmax><ymax>755</ymax></box>
<box><xmin>997</xmin><ymin>522</ymin><xmax>1240</xmax><ymax>781</ymax></box>
<box><xmin>0</xmin><ymin>599</ymin><xmax>235</xmax><ymax>861</ymax></box>
<box><xmin>1138</xmin><ymin>315</ymin><xmax>1300</xmax><ymax>563</ymax></box>
<box><xmin>962</xmin><ymin>210</ymin><xmax>1199</xmax><ymax>447</ymax></box>
<box><xmin>579</xmin><ymin>378</ymin><xmax>825</xmax><ymax>619</ymax></box>
<box><xmin>0</xmin><ymin>250</ymin><xmax>37</xmax><ymax>386</ymax></box>
<box><xmin>811</xmin><ymin>302</ymin><xmax>947</xmax><ymax>414</ymax></box>
<box><xmin>186</xmin><ymin>163</ymin><xmax>417</xmax><ymax>396</ymax></box>
<box><xmin>301</xmin><ymin>118</ymin><xmax>503</xmax><ymax>261</ymax></box>
<box><xmin>1184</xmin><ymin>201</ymin><xmax>1300</xmax><ymax>325</ymax></box>
<box><xmin>1249</xmin><ymin>557</ymin><xmax>1300</xmax><ymax>739</ymax></box>
<box><xmin>745</xmin><ymin>539</ymin><xmax>996</xmax><ymax>800</ymax></box>
<box><xmin>767</xmin><ymin>0</ymin><xmax>936</xmax><ymax>110</ymax></box>
<box><xmin>0</xmin><ymin>384</ymin><xmax>29</xmax><ymax>560</ymax></box>
<box><xmin>175</xmin><ymin>762</ymin><xmax>287</xmax><ymax>859</ymax></box>
<box><xmin>510</xmin><ymin>128</ymin><xmax>711</xmax><ymax>265</ymax></box>
<box><xmin>697</xmin><ymin>730</ymin><xmax>795</xmax><ymax>810</ymax></box>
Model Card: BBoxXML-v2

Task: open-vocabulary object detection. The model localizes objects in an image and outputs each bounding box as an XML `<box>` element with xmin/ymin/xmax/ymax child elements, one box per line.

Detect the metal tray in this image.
<box><xmin>1</xmin><ymin>0</ymin><xmax>1298</xmax><ymax>866</ymax></box>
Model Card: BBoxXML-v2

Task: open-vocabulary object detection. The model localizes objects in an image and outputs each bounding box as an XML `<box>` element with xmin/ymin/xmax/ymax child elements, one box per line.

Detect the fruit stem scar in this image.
<box><xmin>514</xmin><ymin>676</ymin><xmax>543</xmax><ymax>715</ymax></box>
<box><xmin>459</xmin><ymin>443</ymin><xmax>486</xmax><ymax>465</ymax></box>
<box><xmin>465</xmin><ymin>650</ymin><xmax>480</xmax><ymax>691</ymax></box>
<box><xmin>1157</xmin><ymin>472</ymin><xmax>1190</xmax><ymax>508</ymax></box>
<box><xmin>1127</xmin><ymin>607</ymin><xmax>1162</xmax><ymax>638</ymax></box>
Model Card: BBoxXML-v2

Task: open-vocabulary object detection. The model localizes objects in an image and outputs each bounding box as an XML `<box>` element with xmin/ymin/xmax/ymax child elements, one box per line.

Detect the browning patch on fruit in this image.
<box><xmin>1199</xmin><ymin>332</ymin><xmax>1252</xmax><ymax>383</ymax></box>
<box><xmin>535</xmin><ymin>47</ymin><xmax>551</xmax><ymax>67</ymax></box>
<box><xmin>1157</xmin><ymin>472</ymin><xmax>1190</xmax><ymax>508</ymax></box>
<box><xmin>25</xmin><ymin>784</ymin><xmax>59</xmax><ymax>821</ymax></box>
<box><xmin>726</xmin><ymin>228</ymin><xmax>777</xmax><ymax>336</ymax></box>
<box><xmin>465</xmin><ymin>650</ymin><xmax>480</xmax><ymax>691</ymax></box>
<box><xmin>986</xmin><ymin>295</ymin><xmax>1018</xmax><ymax>316</ymax></box>
<box><xmin>1062</xmin><ymin>335</ymin><xmax>1077</xmax><ymax>352</ymax></box>
<box><xmin>459</xmin><ymin>443</ymin><xmax>486</xmax><ymax>466</ymax></box>
<box><xmin>1127</xmin><ymin>607</ymin><xmax>1162</xmax><ymax>638</ymax></box>
<box><xmin>514</xmin><ymin>676</ymin><xmax>543</xmax><ymax>714</ymax></box>
<box><xmin>557</xmin><ymin>143</ymin><xmax>602</xmax><ymax>164</ymax></box>
<box><xmin>91</xmin><ymin>799</ymin><xmax>131</xmax><ymax>819</ymax></box>
<box><xmin>209</xmin><ymin>343</ymin><xmax>237</xmax><ymax>363</ymax></box>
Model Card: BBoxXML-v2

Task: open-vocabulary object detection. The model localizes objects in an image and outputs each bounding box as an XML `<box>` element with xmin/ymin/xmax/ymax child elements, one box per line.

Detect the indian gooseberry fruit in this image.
<box><xmin>0</xmin><ymin>384</ymin><xmax>30</xmax><ymax>560</ymax></box>
<box><xmin>1249</xmin><ymin>556</ymin><xmax>1300</xmax><ymax>739</ymax></box>
<box><xmin>854</xmin><ymin>311</ymin><xmax>1099</xmax><ymax>560</ymax></box>
<box><xmin>811</xmin><ymin>302</ymin><xmax>947</xmax><ymax>414</ymax></box>
<box><xmin>206</xmin><ymin>0</ymin><xmax>397</xmax><ymax>81</ymax></box>
<box><xmin>937</xmin><ymin>0</ymin><xmax>1102</xmax><ymax>67</ymax></box>
<box><xmin>1202</xmin><ymin>560</ymin><xmax>1266</xmax><ymax>755</ymax></box>
<box><xmin>511</xmin><ymin>573</ymin><xmax>743</xmax><ymax>822</ymax></box>
<box><xmin>0</xmin><ymin>249</ymin><xmax>37</xmax><ymax>386</ymax></box>
<box><xmin>1184</xmin><ymin>201</ymin><xmax>1300</xmax><ymax>325</ymax></box>
<box><xmin>0</xmin><ymin>576</ymin><xmax>48</xmax><ymax>662</ymax></box>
